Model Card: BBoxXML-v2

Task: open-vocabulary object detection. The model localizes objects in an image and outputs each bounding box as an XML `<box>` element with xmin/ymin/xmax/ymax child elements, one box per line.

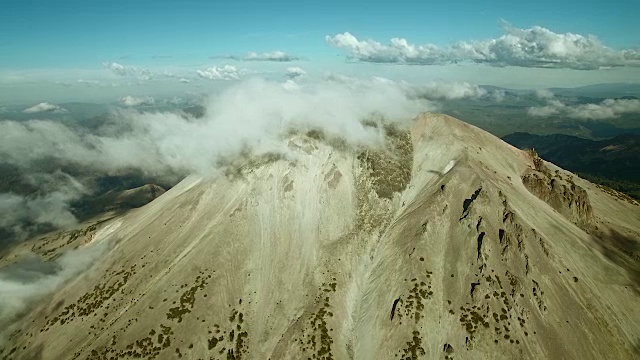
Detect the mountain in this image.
<box><xmin>502</xmin><ymin>132</ymin><xmax>640</xmax><ymax>199</ymax></box>
<box><xmin>1</xmin><ymin>113</ymin><xmax>639</xmax><ymax>359</ymax></box>
<box><xmin>549</xmin><ymin>83</ymin><xmax>640</xmax><ymax>98</ymax></box>
<box><xmin>72</xmin><ymin>184</ymin><xmax>167</xmax><ymax>219</ymax></box>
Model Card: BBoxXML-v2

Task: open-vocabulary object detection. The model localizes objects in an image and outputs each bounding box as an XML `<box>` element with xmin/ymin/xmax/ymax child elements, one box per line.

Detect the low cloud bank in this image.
<box><xmin>0</xmin><ymin>240</ymin><xmax>109</xmax><ymax>339</ymax></box>
<box><xmin>0</xmin><ymin>172</ymin><xmax>87</xmax><ymax>242</ymax></box>
<box><xmin>528</xmin><ymin>92</ymin><xmax>640</xmax><ymax>119</ymax></box>
<box><xmin>1</xmin><ymin>78</ymin><xmax>433</xmax><ymax>177</ymax></box>
<box><xmin>0</xmin><ymin>77</ymin><xmax>435</xmax><ymax>243</ymax></box>
<box><xmin>121</xmin><ymin>95</ymin><xmax>155</xmax><ymax>107</ymax></box>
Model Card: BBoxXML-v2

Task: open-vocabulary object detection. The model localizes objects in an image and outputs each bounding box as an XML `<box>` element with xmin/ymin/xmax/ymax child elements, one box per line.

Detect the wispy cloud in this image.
<box><xmin>327</xmin><ymin>23</ymin><xmax>640</xmax><ymax>70</ymax></box>
<box><xmin>77</xmin><ymin>79</ymin><xmax>103</xmax><ymax>86</ymax></box>
<box><xmin>215</xmin><ymin>51</ymin><xmax>301</xmax><ymax>62</ymax></box>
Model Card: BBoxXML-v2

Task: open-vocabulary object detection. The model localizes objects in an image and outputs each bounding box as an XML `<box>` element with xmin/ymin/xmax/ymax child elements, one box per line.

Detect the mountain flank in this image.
<box><xmin>1</xmin><ymin>113</ymin><xmax>639</xmax><ymax>360</ymax></box>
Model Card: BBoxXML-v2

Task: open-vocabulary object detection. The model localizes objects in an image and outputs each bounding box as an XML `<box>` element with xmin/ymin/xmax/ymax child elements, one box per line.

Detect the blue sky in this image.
<box><xmin>0</xmin><ymin>0</ymin><xmax>638</xmax><ymax>104</ymax></box>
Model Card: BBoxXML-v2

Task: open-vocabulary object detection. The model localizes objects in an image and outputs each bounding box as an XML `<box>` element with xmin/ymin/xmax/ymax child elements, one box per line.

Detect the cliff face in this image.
<box><xmin>2</xmin><ymin>113</ymin><xmax>639</xmax><ymax>360</ymax></box>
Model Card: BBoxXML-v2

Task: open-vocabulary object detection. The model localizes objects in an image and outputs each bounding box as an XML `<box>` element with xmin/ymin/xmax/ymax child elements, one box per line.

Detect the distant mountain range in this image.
<box><xmin>479</xmin><ymin>83</ymin><xmax>640</xmax><ymax>98</ymax></box>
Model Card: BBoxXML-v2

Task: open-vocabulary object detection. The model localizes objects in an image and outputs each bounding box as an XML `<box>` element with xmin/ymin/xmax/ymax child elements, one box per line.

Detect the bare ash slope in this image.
<box><xmin>2</xmin><ymin>113</ymin><xmax>639</xmax><ymax>360</ymax></box>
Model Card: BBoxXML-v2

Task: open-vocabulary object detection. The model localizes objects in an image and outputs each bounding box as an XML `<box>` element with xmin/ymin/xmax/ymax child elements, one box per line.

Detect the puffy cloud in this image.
<box><xmin>326</xmin><ymin>24</ymin><xmax>640</xmax><ymax>70</ymax></box>
<box><xmin>196</xmin><ymin>65</ymin><xmax>243</xmax><ymax>80</ymax></box>
<box><xmin>22</xmin><ymin>102</ymin><xmax>68</xmax><ymax>114</ymax></box>
<box><xmin>285</xmin><ymin>67</ymin><xmax>307</xmax><ymax>79</ymax></box>
<box><xmin>121</xmin><ymin>95</ymin><xmax>155</xmax><ymax>107</ymax></box>
<box><xmin>179</xmin><ymin>78</ymin><xmax>191</xmax><ymax>83</ymax></box>
<box><xmin>245</xmin><ymin>51</ymin><xmax>299</xmax><ymax>62</ymax></box>
<box><xmin>528</xmin><ymin>98</ymin><xmax>640</xmax><ymax>119</ymax></box>
<box><xmin>568</xmin><ymin>99</ymin><xmax>640</xmax><ymax>119</ymax></box>
<box><xmin>102</xmin><ymin>62</ymin><xmax>152</xmax><ymax>80</ymax></box>
<box><xmin>327</xmin><ymin>32</ymin><xmax>445</xmax><ymax>64</ymax></box>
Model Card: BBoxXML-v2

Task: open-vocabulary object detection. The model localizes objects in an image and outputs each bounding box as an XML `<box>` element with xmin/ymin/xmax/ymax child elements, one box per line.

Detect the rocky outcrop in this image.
<box><xmin>522</xmin><ymin>150</ymin><xmax>594</xmax><ymax>229</ymax></box>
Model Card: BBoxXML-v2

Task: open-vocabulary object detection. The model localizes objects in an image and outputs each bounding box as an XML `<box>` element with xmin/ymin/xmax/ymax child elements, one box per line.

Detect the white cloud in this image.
<box><xmin>491</xmin><ymin>89</ymin><xmax>506</xmax><ymax>102</ymax></box>
<box><xmin>0</xmin><ymin>192</ymin><xmax>78</xmax><ymax>233</ymax></box>
<box><xmin>285</xmin><ymin>67</ymin><xmax>307</xmax><ymax>79</ymax></box>
<box><xmin>245</xmin><ymin>51</ymin><xmax>299</xmax><ymax>62</ymax></box>
<box><xmin>102</xmin><ymin>62</ymin><xmax>152</xmax><ymax>80</ymax></box>
<box><xmin>0</xmin><ymin>78</ymin><xmax>434</xmax><ymax>178</ymax></box>
<box><xmin>322</xmin><ymin>72</ymin><xmax>359</xmax><ymax>84</ymax></box>
<box><xmin>77</xmin><ymin>79</ymin><xmax>102</xmax><ymax>86</ymax></box>
<box><xmin>321</xmin><ymin>74</ymin><xmax>502</xmax><ymax>102</ymax></box>
<box><xmin>413</xmin><ymin>81</ymin><xmax>488</xmax><ymax>100</ymax></box>
<box><xmin>568</xmin><ymin>98</ymin><xmax>640</xmax><ymax>119</ymax></box>
<box><xmin>0</xmin><ymin>171</ymin><xmax>87</xmax><ymax>242</ymax></box>
<box><xmin>196</xmin><ymin>65</ymin><xmax>243</xmax><ymax>80</ymax></box>
<box><xmin>527</xmin><ymin>100</ymin><xmax>565</xmax><ymax>117</ymax></box>
<box><xmin>0</xmin><ymin>239</ymin><xmax>108</xmax><ymax>334</ymax></box>
<box><xmin>528</xmin><ymin>98</ymin><xmax>640</xmax><ymax>119</ymax></box>
<box><xmin>22</xmin><ymin>102</ymin><xmax>68</xmax><ymax>114</ymax></box>
<box><xmin>327</xmin><ymin>32</ymin><xmax>445</xmax><ymax>64</ymax></box>
<box><xmin>326</xmin><ymin>24</ymin><xmax>640</xmax><ymax>70</ymax></box>
<box><xmin>121</xmin><ymin>95</ymin><xmax>155</xmax><ymax>107</ymax></box>
<box><xmin>179</xmin><ymin>77</ymin><xmax>191</xmax><ymax>83</ymax></box>
<box><xmin>535</xmin><ymin>88</ymin><xmax>555</xmax><ymax>99</ymax></box>
<box><xmin>103</xmin><ymin>61</ymin><xmax>127</xmax><ymax>75</ymax></box>
<box><xmin>281</xmin><ymin>79</ymin><xmax>302</xmax><ymax>91</ymax></box>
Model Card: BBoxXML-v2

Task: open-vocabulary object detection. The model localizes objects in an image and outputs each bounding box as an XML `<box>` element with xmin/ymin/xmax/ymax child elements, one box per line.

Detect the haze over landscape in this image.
<box><xmin>0</xmin><ymin>1</ymin><xmax>639</xmax><ymax>359</ymax></box>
